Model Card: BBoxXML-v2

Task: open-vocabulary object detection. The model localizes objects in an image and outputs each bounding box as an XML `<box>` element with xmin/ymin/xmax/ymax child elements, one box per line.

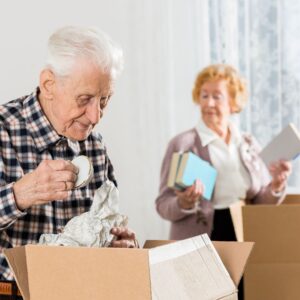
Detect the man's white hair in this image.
<box><xmin>45</xmin><ymin>26</ymin><xmax>124</xmax><ymax>79</ymax></box>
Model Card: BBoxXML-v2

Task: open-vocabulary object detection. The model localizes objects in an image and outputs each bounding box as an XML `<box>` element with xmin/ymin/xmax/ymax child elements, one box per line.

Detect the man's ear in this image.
<box><xmin>39</xmin><ymin>69</ymin><xmax>56</xmax><ymax>100</ymax></box>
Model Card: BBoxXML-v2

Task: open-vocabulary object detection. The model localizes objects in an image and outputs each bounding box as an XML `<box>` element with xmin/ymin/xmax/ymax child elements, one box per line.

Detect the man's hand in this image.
<box><xmin>13</xmin><ymin>159</ymin><xmax>78</xmax><ymax>210</ymax></box>
<box><xmin>269</xmin><ymin>160</ymin><xmax>292</xmax><ymax>193</ymax></box>
<box><xmin>175</xmin><ymin>179</ymin><xmax>204</xmax><ymax>210</ymax></box>
<box><xmin>110</xmin><ymin>227</ymin><xmax>138</xmax><ymax>248</ymax></box>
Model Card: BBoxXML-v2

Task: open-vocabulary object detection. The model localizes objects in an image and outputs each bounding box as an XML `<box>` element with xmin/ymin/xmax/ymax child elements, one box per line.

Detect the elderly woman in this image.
<box><xmin>156</xmin><ymin>64</ymin><xmax>292</xmax><ymax>242</ymax></box>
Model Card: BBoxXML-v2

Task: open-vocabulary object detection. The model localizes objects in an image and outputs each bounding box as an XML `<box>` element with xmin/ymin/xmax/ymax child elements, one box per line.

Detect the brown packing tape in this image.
<box><xmin>0</xmin><ymin>282</ymin><xmax>12</xmax><ymax>295</ymax></box>
<box><xmin>0</xmin><ymin>281</ymin><xmax>22</xmax><ymax>296</ymax></box>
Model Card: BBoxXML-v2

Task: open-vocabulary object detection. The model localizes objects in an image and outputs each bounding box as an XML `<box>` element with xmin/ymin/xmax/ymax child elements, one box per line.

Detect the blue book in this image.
<box><xmin>175</xmin><ymin>152</ymin><xmax>217</xmax><ymax>201</ymax></box>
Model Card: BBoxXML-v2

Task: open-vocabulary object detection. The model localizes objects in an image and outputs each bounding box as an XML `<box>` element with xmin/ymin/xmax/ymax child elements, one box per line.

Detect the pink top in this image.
<box><xmin>155</xmin><ymin>128</ymin><xmax>285</xmax><ymax>240</ymax></box>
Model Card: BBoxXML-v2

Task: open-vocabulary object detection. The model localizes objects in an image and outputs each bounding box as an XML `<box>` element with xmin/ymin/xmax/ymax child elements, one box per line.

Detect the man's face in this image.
<box><xmin>43</xmin><ymin>61</ymin><xmax>113</xmax><ymax>141</ymax></box>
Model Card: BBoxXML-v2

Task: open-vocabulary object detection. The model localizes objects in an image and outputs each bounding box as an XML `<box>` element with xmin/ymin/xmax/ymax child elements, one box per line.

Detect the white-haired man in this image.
<box><xmin>0</xmin><ymin>26</ymin><xmax>137</xmax><ymax>287</ymax></box>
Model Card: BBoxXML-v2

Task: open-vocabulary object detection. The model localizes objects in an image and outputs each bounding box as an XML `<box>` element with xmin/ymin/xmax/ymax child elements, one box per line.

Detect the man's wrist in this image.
<box><xmin>12</xmin><ymin>181</ymin><xmax>28</xmax><ymax>211</ymax></box>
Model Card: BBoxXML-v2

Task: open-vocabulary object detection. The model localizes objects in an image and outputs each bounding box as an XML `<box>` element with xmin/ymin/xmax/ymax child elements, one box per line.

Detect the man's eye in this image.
<box><xmin>78</xmin><ymin>98</ymin><xmax>91</xmax><ymax>105</ymax></box>
<box><xmin>100</xmin><ymin>96</ymin><xmax>111</xmax><ymax>108</ymax></box>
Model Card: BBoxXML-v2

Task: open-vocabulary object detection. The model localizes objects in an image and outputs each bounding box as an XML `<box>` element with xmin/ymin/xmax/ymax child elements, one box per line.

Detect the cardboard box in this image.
<box><xmin>4</xmin><ymin>234</ymin><xmax>253</xmax><ymax>300</ymax></box>
<box><xmin>243</xmin><ymin>196</ymin><xmax>300</xmax><ymax>300</ymax></box>
<box><xmin>229</xmin><ymin>200</ymin><xmax>245</xmax><ymax>242</ymax></box>
<box><xmin>145</xmin><ymin>239</ymin><xmax>253</xmax><ymax>300</ymax></box>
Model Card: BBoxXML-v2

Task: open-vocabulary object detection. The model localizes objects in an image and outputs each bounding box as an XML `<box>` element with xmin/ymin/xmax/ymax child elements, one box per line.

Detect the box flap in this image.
<box><xmin>229</xmin><ymin>200</ymin><xmax>245</xmax><ymax>242</ymax></box>
<box><xmin>4</xmin><ymin>246</ymin><xmax>30</xmax><ymax>299</ymax></box>
<box><xmin>143</xmin><ymin>240</ymin><xmax>174</xmax><ymax>249</ymax></box>
<box><xmin>5</xmin><ymin>245</ymin><xmax>151</xmax><ymax>300</ymax></box>
<box><xmin>148</xmin><ymin>235</ymin><xmax>236</xmax><ymax>300</ymax></box>
<box><xmin>243</xmin><ymin>205</ymin><xmax>300</xmax><ymax>263</ymax></box>
<box><xmin>213</xmin><ymin>241</ymin><xmax>254</xmax><ymax>287</ymax></box>
<box><xmin>282</xmin><ymin>194</ymin><xmax>300</xmax><ymax>204</ymax></box>
<box><xmin>144</xmin><ymin>240</ymin><xmax>253</xmax><ymax>287</ymax></box>
<box><xmin>220</xmin><ymin>294</ymin><xmax>238</xmax><ymax>300</ymax></box>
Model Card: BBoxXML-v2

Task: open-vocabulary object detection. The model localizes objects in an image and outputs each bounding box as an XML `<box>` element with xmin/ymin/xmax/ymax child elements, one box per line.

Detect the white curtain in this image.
<box><xmin>111</xmin><ymin>0</ymin><xmax>300</xmax><ymax>242</ymax></box>
<box><xmin>207</xmin><ymin>0</ymin><xmax>300</xmax><ymax>186</ymax></box>
<box><xmin>102</xmin><ymin>0</ymin><xmax>212</xmax><ymax>242</ymax></box>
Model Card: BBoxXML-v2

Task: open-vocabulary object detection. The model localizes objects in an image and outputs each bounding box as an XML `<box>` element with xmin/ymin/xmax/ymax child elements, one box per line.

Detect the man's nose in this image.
<box><xmin>86</xmin><ymin>100</ymin><xmax>101</xmax><ymax>125</ymax></box>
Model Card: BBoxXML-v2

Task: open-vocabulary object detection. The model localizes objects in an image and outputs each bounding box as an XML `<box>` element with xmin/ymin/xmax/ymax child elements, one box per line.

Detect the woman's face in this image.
<box><xmin>198</xmin><ymin>79</ymin><xmax>233</xmax><ymax>128</ymax></box>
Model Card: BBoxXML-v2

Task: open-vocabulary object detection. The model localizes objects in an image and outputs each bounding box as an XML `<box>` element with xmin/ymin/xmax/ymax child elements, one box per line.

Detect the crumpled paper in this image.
<box><xmin>39</xmin><ymin>180</ymin><xmax>128</xmax><ymax>247</ymax></box>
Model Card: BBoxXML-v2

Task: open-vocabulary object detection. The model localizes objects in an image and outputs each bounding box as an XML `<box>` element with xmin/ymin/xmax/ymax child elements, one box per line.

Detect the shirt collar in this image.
<box><xmin>195</xmin><ymin>118</ymin><xmax>242</xmax><ymax>147</ymax></box>
<box><xmin>228</xmin><ymin>120</ymin><xmax>243</xmax><ymax>145</ymax></box>
<box><xmin>22</xmin><ymin>88</ymin><xmax>80</xmax><ymax>154</ymax></box>
<box><xmin>195</xmin><ymin>118</ymin><xmax>218</xmax><ymax>147</ymax></box>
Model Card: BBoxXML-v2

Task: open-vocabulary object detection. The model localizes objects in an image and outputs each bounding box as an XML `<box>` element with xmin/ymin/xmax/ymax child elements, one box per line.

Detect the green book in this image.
<box><xmin>167</xmin><ymin>152</ymin><xmax>183</xmax><ymax>188</ymax></box>
<box><xmin>167</xmin><ymin>152</ymin><xmax>217</xmax><ymax>201</ymax></box>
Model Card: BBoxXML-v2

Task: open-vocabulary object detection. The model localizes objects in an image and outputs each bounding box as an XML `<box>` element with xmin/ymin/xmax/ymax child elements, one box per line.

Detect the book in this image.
<box><xmin>260</xmin><ymin>123</ymin><xmax>300</xmax><ymax>166</ymax></box>
<box><xmin>167</xmin><ymin>151</ymin><xmax>217</xmax><ymax>201</ymax></box>
<box><xmin>167</xmin><ymin>152</ymin><xmax>183</xmax><ymax>188</ymax></box>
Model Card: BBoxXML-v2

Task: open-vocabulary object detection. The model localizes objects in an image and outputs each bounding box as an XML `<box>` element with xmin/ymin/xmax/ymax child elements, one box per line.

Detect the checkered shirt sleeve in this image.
<box><xmin>0</xmin><ymin>90</ymin><xmax>117</xmax><ymax>280</ymax></box>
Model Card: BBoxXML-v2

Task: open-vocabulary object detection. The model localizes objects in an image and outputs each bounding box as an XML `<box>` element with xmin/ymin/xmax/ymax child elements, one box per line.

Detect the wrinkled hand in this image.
<box><xmin>175</xmin><ymin>179</ymin><xmax>204</xmax><ymax>210</ymax></box>
<box><xmin>110</xmin><ymin>227</ymin><xmax>138</xmax><ymax>248</ymax></box>
<box><xmin>269</xmin><ymin>160</ymin><xmax>292</xmax><ymax>193</ymax></box>
<box><xmin>13</xmin><ymin>159</ymin><xmax>78</xmax><ymax>210</ymax></box>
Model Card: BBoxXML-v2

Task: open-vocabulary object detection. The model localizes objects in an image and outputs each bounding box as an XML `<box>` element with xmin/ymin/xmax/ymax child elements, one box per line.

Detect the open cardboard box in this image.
<box><xmin>243</xmin><ymin>194</ymin><xmax>300</xmax><ymax>300</ymax></box>
<box><xmin>4</xmin><ymin>234</ymin><xmax>253</xmax><ymax>300</ymax></box>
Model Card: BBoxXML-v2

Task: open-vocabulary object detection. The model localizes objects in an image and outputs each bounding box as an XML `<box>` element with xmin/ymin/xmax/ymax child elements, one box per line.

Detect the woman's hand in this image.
<box><xmin>175</xmin><ymin>179</ymin><xmax>204</xmax><ymax>210</ymax></box>
<box><xmin>268</xmin><ymin>160</ymin><xmax>292</xmax><ymax>193</ymax></box>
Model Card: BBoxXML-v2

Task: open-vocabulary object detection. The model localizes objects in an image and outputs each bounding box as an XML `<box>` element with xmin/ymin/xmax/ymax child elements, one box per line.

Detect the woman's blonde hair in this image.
<box><xmin>192</xmin><ymin>64</ymin><xmax>247</xmax><ymax>113</ymax></box>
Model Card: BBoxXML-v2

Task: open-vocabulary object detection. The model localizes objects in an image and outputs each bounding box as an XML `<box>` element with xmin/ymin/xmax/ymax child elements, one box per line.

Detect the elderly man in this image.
<box><xmin>0</xmin><ymin>26</ymin><xmax>136</xmax><ymax>286</ymax></box>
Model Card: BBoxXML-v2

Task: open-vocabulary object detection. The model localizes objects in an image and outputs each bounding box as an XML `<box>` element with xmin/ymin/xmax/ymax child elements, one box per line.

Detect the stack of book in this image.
<box><xmin>167</xmin><ymin>152</ymin><xmax>217</xmax><ymax>201</ymax></box>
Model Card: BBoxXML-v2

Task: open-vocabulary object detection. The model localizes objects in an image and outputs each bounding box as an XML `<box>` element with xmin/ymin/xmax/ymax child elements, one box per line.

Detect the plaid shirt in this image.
<box><xmin>0</xmin><ymin>89</ymin><xmax>116</xmax><ymax>280</ymax></box>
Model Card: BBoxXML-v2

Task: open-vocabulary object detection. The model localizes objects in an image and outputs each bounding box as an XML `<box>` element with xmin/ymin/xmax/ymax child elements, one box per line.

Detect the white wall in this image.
<box><xmin>0</xmin><ymin>0</ymin><xmax>210</xmax><ymax>244</ymax></box>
